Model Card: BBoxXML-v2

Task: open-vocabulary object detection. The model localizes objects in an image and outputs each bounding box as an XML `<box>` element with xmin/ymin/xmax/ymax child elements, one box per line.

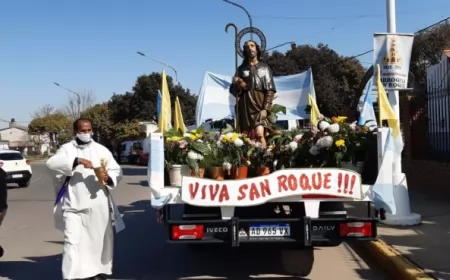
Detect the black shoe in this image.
<box><xmin>0</xmin><ymin>245</ymin><xmax>3</xmax><ymax>258</ymax></box>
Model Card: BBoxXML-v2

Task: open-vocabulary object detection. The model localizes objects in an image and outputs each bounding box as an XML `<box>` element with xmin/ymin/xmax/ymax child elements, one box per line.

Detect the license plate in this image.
<box><xmin>12</xmin><ymin>174</ymin><xmax>23</xmax><ymax>178</ymax></box>
<box><xmin>249</xmin><ymin>223</ymin><xmax>290</xmax><ymax>237</ymax></box>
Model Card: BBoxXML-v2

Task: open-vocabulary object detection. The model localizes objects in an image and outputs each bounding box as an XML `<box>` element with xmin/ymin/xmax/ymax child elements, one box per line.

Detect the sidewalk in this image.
<box><xmin>376</xmin><ymin>189</ymin><xmax>450</xmax><ymax>279</ymax></box>
<box><xmin>350</xmin><ymin>188</ymin><xmax>450</xmax><ymax>279</ymax></box>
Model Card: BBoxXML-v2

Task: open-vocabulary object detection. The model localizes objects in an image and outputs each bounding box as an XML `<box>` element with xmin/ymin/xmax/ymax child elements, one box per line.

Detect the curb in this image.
<box><xmin>361</xmin><ymin>239</ymin><xmax>436</xmax><ymax>280</ymax></box>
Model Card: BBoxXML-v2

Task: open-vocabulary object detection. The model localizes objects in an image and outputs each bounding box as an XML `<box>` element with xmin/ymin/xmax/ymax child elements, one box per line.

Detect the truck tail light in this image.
<box><xmin>26</xmin><ymin>160</ymin><xmax>30</xmax><ymax>165</ymax></box>
<box><xmin>171</xmin><ymin>225</ymin><xmax>204</xmax><ymax>240</ymax></box>
<box><xmin>339</xmin><ymin>222</ymin><xmax>372</xmax><ymax>237</ymax></box>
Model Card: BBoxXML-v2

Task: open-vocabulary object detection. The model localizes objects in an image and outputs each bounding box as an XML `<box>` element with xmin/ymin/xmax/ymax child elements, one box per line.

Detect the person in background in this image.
<box><xmin>46</xmin><ymin>118</ymin><xmax>124</xmax><ymax>280</ymax></box>
<box><xmin>0</xmin><ymin>161</ymin><xmax>7</xmax><ymax>258</ymax></box>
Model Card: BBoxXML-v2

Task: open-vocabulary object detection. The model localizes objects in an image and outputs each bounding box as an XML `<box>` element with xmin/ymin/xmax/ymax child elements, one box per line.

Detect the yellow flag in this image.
<box><xmin>308</xmin><ymin>94</ymin><xmax>321</xmax><ymax>126</ymax></box>
<box><xmin>158</xmin><ymin>69</ymin><xmax>172</xmax><ymax>133</ymax></box>
<box><xmin>376</xmin><ymin>64</ymin><xmax>403</xmax><ymax>152</ymax></box>
<box><xmin>173</xmin><ymin>96</ymin><xmax>187</xmax><ymax>134</ymax></box>
<box><xmin>376</xmin><ymin>65</ymin><xmax>400</xmax><ymax>137</ymax></box>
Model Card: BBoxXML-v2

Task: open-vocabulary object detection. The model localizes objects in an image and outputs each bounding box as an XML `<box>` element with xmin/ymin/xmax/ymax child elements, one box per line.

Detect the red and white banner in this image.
<box><xmin>181</xmin><ymin>168</ymin><xmax>362</xmax><ymax>206</ymax></box>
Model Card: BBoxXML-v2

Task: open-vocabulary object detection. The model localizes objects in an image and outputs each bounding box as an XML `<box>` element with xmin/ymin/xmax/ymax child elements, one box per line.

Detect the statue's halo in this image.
<box><xmin>235</xmin><ymin>27</ymin><xmax>267</xmax><ymax>58</ymax></box>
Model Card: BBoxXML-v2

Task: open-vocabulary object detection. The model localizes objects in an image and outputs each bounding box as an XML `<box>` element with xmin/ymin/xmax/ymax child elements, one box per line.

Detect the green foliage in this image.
<box><xmin>81</xmin><ymin>103</ymin><xmax>114</xmax><ymax>142</ymax></box>
<box><xmin>28</xmin><ymin>113</ymin><xmax>72</xmax><ymax>134</ymax></box>
<box><xmin>264</xmin><ymin>43</ymin><xmax>366</xmax><ymax>117</ymax></box>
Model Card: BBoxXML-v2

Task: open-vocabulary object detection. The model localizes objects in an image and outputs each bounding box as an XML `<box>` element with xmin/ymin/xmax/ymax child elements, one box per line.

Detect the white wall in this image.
<box><xmin>0</xmin><ymin>127</ymin><xmax>28</xmax><ymax>142</ymax></box>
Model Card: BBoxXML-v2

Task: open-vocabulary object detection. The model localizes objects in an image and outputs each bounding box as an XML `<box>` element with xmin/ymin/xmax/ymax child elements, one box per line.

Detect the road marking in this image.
<box><xmin>30</xmin><ymin>174</ymin><xmax>42</xmax><ymax>184</ymax></box>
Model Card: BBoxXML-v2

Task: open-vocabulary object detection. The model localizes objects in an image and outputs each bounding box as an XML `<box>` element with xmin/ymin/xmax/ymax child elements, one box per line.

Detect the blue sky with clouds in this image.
<box><xmin>0</xmin><ymin>0</ymin><xmax>447</xmax><ymax>127</ymax></box>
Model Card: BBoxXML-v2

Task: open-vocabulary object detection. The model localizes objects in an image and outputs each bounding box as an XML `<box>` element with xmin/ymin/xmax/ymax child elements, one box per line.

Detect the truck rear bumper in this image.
<box><xmin>167</xmin><ymin>216</ymin><xmax>377</xmax><ymax>247</ymax></box>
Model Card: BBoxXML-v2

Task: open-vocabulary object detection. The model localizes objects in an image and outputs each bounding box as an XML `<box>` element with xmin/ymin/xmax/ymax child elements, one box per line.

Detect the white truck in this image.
<box><xmin>146</xmin><ymin>71</ymin><xmax>382</xmax><ymax>276</ymax></box>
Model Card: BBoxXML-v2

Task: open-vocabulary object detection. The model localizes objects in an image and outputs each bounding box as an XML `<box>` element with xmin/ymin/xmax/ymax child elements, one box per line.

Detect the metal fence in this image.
<box><xmin>423</xmin><ymin>53</ymin><xmax>450</xmax><ymax>161</ymax></box>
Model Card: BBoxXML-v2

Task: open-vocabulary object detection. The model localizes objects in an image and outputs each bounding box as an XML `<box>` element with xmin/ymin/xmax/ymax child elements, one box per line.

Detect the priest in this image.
<box><xmin>46</xmin><ymin>118</ymin><xmax>124</xmax><ymax>280</ymax></box>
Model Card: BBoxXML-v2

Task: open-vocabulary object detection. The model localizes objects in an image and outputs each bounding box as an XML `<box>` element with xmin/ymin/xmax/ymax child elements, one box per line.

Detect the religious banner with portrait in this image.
<box><xmin>373</xmin><ymin>33</ymin><xmax>414</xmax><ymax>90</ymax></box>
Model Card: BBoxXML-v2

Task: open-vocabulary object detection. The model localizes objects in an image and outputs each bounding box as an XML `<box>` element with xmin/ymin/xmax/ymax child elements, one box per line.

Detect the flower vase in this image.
<box><xmin>169</xmin><ymin>164</ymin><xmax>190</xmax><ymax>187</ymax></box>
<box><xmin>340</xmin><ymin>161</ymin><xmax>364</xmax><ymax>174</ymax></box>
<box><xmin>207</xmin><ymin>167</ymin><xmax>225</xmax><ymax>180</ymax></box>
<box><xmin>191</xmin><ymin>168</ymin><xmax>205</xmax><ymax>178</ymax></box>
<box><xmin>256</xmin><ymin>166</ymin><xmax>271</xmax><ymax>176</ymax></box>
<box><xmin>230</xmin><ymin>166</ymin><xmax>248</xmax><ymax>179</ymax></box>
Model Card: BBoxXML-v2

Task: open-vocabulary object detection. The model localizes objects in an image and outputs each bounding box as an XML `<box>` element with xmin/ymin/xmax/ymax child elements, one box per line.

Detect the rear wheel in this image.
<box><xmin>281</xmin><ymin>246</ymin><xmax>314</xmax><ymax>277</ymax></box>
<box><xmin>18</xmin><ymin>179</ymin><xmax>30</xmax><ymax>188</ymax></box>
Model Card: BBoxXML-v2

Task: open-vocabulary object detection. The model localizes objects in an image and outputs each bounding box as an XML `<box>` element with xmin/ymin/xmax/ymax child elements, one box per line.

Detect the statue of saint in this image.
<box><xmin>229</xmin><ymin>40</ymin><xmax>276</xmax><ymax>148</ymax></box>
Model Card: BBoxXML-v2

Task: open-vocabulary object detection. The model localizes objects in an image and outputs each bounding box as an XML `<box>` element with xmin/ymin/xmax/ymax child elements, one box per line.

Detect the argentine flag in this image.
<box><xmin>358</xmin><ymin>79</ymin><xmax>377</xmax><ymax>130</ymax></box>
<box><xmin>156</xmin><ymin>90</ymin><xmax>162</xmax><ymax>121</ymax></box>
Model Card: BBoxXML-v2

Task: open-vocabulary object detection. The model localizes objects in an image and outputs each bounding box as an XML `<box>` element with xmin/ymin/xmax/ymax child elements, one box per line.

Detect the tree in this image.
<box><xmin>81</xmin><ymin>103</ymin><xmax>114</xmax><ymax>144</ymax></box>
<box><xmin>108</xmin><ymin>72</ymin><xmax>197</xmax><ymax>138</ymax></box>
<box><xmin>410</xmin><ymin>22</ymin><xmax>450</xmax><ymax>85</ymax></box>
<box><xmin>30</xmin><ymin>104</ymin><xmax>57</xmax><ymax>118</ymax></box>
<box><xmin>64</xmin><ymin>90</ymin><xmax>96</xmax><ymax>120</ymax></box>
<box><xmin>264</xmin><ymin>43</ymin><xmax>366</xmax><ymax>117</ymax></box>
<box><xmin>28</xmin><ymin>113</ymin><xmax>72</xmax><ymax>147</ymax></box>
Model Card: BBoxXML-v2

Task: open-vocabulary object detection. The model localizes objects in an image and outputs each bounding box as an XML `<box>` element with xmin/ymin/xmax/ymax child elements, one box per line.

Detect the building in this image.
<box><xmin>0</xmin><ymin>118</ymin><xmax>30</xmax><ymax>149</ymax></box>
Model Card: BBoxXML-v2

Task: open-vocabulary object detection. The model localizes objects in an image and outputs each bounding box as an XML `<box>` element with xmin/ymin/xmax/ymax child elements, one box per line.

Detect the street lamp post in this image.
<box><xmin>53</xmin><ymin>82</ymin><xmax>81</xmax><ymax>118</ymax></box>
<box><xmin>222</xmin><ymin>0</ymin><xmax>253</xmax><ymax>40</ymax></box>
<box><xmin>136</xmin><ymin>51</ymin><xmax>178</xmax><ymax>83</ymax></box>
<box><xmin>382</xmin><ymin>0</ymin><xmax>421</xmax><ymax>226</ymax></box>
<box><xmin>267</xmin><ymin>41</ymin><xmax>296</xmax><ymax>52</ymax></box>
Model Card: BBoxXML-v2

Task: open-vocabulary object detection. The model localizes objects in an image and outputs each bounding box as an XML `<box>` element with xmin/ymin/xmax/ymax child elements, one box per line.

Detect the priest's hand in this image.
<box><xmin>79</xmin><ymin>159</ymin><xmax>93</xmax><ymax>169</ymax></box>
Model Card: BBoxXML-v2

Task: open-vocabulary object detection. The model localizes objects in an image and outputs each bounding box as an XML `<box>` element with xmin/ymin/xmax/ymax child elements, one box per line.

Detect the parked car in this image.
<box><xmin>118</xmin><ymin>140</ymin><xmax>143</xmax><ymax>164</ymax></box>
<box><xmin>0</xmin><ymin>149</ymin><xmax>32</xmax><ymax>187</ymax></box>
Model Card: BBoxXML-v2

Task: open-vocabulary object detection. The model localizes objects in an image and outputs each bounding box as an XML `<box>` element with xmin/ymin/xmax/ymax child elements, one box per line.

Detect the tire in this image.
<box><xmin>281</xmin><ymin>247</ymin><xmax>314</xmax><ymax>277</ymax></box>
<box><xmin>18</xmin><ymin>180</ymin><xmax>30</xmax><ymax>188</ymax></box>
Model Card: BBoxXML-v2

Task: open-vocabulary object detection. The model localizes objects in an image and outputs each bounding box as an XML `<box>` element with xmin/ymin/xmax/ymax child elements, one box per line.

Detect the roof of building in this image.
<box><xmin>0</xmin><ymin>123</ymin><xmax>28</xmax><ymax>132</ymax></box>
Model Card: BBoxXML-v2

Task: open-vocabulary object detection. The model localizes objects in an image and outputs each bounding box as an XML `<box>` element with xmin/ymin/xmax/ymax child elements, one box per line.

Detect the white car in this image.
<box><xmin>0</xmin><ymin>149</ymin><xmax>32</xmax><ymax>187</ymax></box>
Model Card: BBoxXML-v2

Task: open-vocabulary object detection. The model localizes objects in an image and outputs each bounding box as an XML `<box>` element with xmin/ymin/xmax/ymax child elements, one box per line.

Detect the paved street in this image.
<box><xmin>0</xmin><ymin>163</ymin><xmax>389</xmax><ymax>280</ymax></box>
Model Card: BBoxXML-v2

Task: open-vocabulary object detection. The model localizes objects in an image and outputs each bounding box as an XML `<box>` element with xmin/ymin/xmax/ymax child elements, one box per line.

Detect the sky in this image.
<box><xmin>0</xmin><ymin>0</ymin><xmax>447</xmax><ymax>128</ymax></box>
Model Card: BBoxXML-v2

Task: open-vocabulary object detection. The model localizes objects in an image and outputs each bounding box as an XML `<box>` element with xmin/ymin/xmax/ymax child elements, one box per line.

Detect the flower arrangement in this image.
<box><xmin>217</xmin><ymin>127</ymin><xmax>251</xmax><ymax>173</ymax></box>
<box><xmin>286</xmin><ymin>115</ymin><xmax>372</xmax><ymax>168</ymax></box>
<box><xmin>164</xmin><ymin>135</ymin><xmax>188</xmax><ymax>169</ymax></box>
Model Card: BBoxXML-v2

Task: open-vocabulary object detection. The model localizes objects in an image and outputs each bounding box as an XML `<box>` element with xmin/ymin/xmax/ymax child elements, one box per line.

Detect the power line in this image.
<box><xmin>254</xmin><ymin>8</ymin><xmax>445</xmax><ymax>21</ymax></box>
<box><xmin>345</xmin><ymin>16</ymin><xmax>450</xmax><ymax>62</ymax></box>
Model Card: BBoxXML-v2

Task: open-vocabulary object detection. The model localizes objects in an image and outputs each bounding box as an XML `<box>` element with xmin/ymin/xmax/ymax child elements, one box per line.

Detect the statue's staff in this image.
<box><xmin>225</xmin><ymin>23</ymin><xmax>240</xmax><ymax>131</ymax></box>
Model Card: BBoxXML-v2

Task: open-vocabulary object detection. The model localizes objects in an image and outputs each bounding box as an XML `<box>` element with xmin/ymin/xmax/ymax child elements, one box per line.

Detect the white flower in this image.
<box><xmin>309</xmin><ymin>145</ymin><xmax>321</xmax><ymax>155</ymax></box>
<box><xmin>316</xmin><ymin>136</ymin><xmax>333</xmax><ymax>148</ymax></box>
<box><xmin>234</xmin><ymin>138</ymin><xmax>244</xmax><ymax>147</ymax></box>
<box><xmin>350</xmin><ymin>121</ymin><xmax>357</xmax><ymax>131</ymax></box>
<box><xmin>327</xmin><ymin>123</ymin><xmax>340</xmax><ymax>133</ymax></box>
<box><xmin>288</xmin><ymin>141</ymin><xmax>298</xmax><ymax>151</ymax></box>
<box><xmin>183</xmin><ymin>133</ymin><xmax>191</xmax><ymax>138</ymax></box>
<box><xmin>226</xmin><ymin>132</ymin><xmax>234</xmax><ymax>138</ymax></box>
<box><xmin>187</xmin><ymin>151</ymin><xmax>200</xmax><ymax>160</ymax></box>
<box><xmin>216</xmin><ymin>141</ymin><xmax>223</xmax><ymax>148</ymax></box>
<box><xmin>223</xmin><ymin>162</ymin><xmax>232</xmax><ymax>170</ymax></box>
<box><xmin>294</xmin><ymin>134</ymin><xmax>303</xmax><ymax>142</ymax></box>
<box><xmin>179</xmin><ymin>140</ymin><xmax>187</xmax><ymax>149</ymax></box>
<box><xmin>318</xmin><ymin>121</ymin><xmax>330</xmax><ymax>131</ymax></box>
<box><xmin>196</xmin><ymin>139</ymin><xmax>203</xmax><ymax>143</ymax></box>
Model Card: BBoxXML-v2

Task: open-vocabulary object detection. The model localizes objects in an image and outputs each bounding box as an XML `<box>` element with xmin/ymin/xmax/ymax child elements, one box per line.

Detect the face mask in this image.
<box><xmin>76</xmin><ymin>133</ymin><xmax>92</xmax><ymax>143</ymax></box>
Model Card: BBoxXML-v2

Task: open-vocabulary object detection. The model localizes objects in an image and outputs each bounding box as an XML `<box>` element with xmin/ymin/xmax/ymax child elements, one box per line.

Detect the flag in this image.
<box><xmin>308</xmin><ymin>93</ymin><xmax>321</xmax><ymax>126</ymax></box>
<box><xmin>173</xmin><ymin>96</ymin><xmax>187</xmax><ymax>133</ymax></box>
<box><xmin>158</xmin><ymin>69</ymin><xmax>172</xmax><ymax>133</ymax></box>
<box><xmin>358</xmin><ymin>79</ymin><xmax>377</xmax><ymax>130</ymax></box>
<box><xmin>156</xmin><ymin>90</ymin><xmax>162</xmax><ymax>122</ymax></box>
<box><xmin>376</xmin><ymin>64</ymin><xmax>403</xmax><ymax>153</ymax></box>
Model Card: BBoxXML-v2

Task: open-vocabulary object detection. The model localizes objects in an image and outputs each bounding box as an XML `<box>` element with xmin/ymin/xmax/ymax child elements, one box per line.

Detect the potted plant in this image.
<box><xmin>164</xmin><ymin>133</ymin><xmax>189</xmax><ymax>187</ymax></box>
<box><xmin>217</xmin><ymin>127</ymin><xmax>251</xmax><ymax>179</ymax></box>
<box><xmin>183</xmin><ymin>125</ymin><xmax>211</xmax><ymax>178</ymax></box>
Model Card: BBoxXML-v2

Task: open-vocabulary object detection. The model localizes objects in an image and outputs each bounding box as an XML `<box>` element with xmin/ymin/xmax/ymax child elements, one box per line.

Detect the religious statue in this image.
<box><xmin>229</xmin><ymin>40</ymin><xmax>277</xmax><ymax>148</ymax></box>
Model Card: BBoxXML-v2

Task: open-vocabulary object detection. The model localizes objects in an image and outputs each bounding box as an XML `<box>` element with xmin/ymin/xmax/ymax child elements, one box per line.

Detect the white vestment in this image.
<box><xmin>46</xmin><ymin>140</ymin><xmax>124</xmax><ymax>280</ymax></box>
